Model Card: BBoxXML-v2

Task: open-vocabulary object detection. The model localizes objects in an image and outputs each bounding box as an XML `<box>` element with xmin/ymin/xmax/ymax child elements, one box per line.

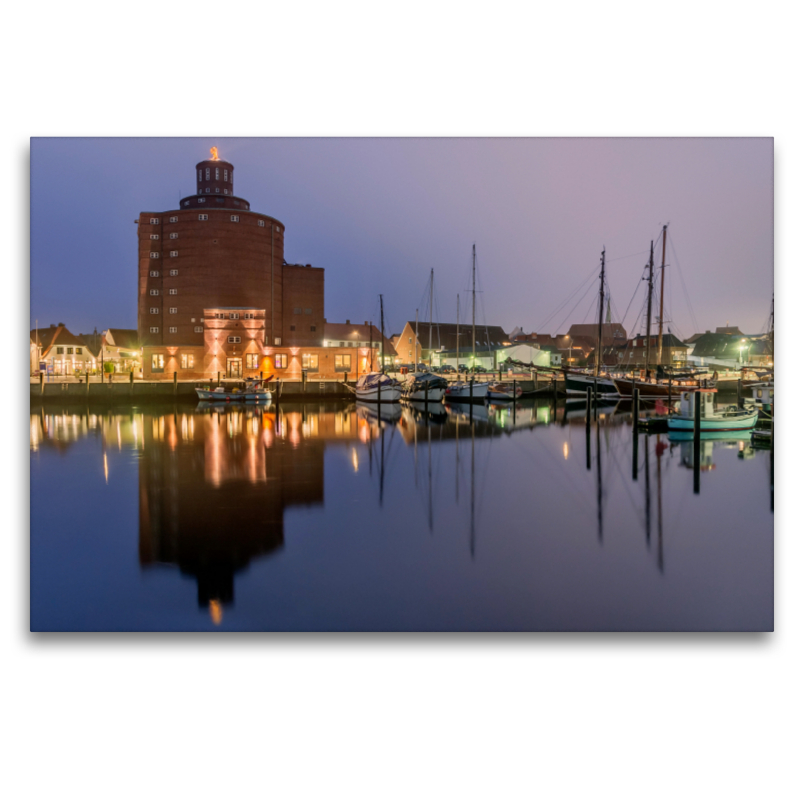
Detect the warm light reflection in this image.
<box><xmin>103</xmin><ymin>452</ymin><xmax>108</xmax><ymax>484</ymax></box>
<box><xmin>563</xmin><ymin>442</ymin><xmax>569</xmax><ymax>460</ymax></box>
<box><xmin>209</xmin><ymin>599</ymin><xmax>223</xmax><ymax>625</ymax></box>
<box><xmin>351</xmin><ymin>448</ymin><xmax>359</xmax><ymax>473</ymax></box>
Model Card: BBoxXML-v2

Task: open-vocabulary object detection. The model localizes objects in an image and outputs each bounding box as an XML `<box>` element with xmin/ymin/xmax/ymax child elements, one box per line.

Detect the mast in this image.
<box><xmin>644</xmin><ymin>240</ymin><xmax>655</xmax><ymax>372</ymax></box>
<box><xmin>456</xmin><ymin>294</ymin><xmax>460</xmax><ymax>373</ymax></box>
<box><xmin>429</xmin><ymin>268</ymin><xmax>433</xmax><ymax>366</ymax></box>
<box><xmin>656</xmin><ymin>224</ymin><xmax>668</xmax><ymax>365</ymax></box>
<box><xmin>379</xmin><ymin>294</ymin><xmax>385</xmax><ymax>374</ymax></box>
<box><xmin>369</xmin><ymin>319</ymin><xmax>373</xmax><ymax>372</ymax></box>
<box><xmin>415</xmin><ymin>308</ymin><xmax>419</xmax><ymax>367</ymax></box>
<box><xmin>472</xmin><ymin>244</ymin><xmax>476</xmax><ymax>367</ymax></box>
<box><xmin>595</xmin><ymin>248</ymin><xmax>605</xmax><ymax>377</ymax></box>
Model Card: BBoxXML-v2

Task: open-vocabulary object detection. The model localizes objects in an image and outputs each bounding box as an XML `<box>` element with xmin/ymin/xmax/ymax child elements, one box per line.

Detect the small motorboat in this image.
<box><xmin>486</xmin><ymin>381</ymin><xmax>523</xmax><ymax>402</ymax></box>
<box><xmin>445</xmin><ymin>380</ymin><xmax>489</xmax><ymax>400</ymax></box>
<box><xmin>196</xmin><ymin>377</ymin><xmax>273</xmax><ymax>403</ymax></box>
<box><xmin>666</xmin><ymin>389</ymin><xmax>758</xmax><ymax>432</ymax></box>
<box><xmin>402</xmin><ymin>372</ymin><xmax>447</xmax><ymax>402</ymax></box>
<box><xmin>350</xmin><ymin>372</ymin><xmax>403</xmax><ymax>403</ymax></box>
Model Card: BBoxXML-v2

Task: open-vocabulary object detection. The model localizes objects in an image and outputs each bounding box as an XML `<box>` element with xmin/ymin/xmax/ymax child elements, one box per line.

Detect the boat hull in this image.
<box><xmin>354</xmin><ymin>385</ymin><xmax>403</xmax><ymax>403</ymax></box>
<box><xmin>403</xmin><ymin>387</ymin><xmax>446</xmax><ymax>402</ymax></box>
<box><xmin>565</xmin><ymin>372</ymin><xmax>619</xmax><ymax>396</ymax></box>
<box><xmin>445</xmin><ymin>381</ymin><xmax>489</xmax><ymax>400</ymax></box>
<box><xmin>196</xmin><ymin>388</ymin><xmax>272</xmax><ymax>402</ymax></box>
<box><xmin>667</xmin><ymin>410</ymin><xmax>758</xmax><ymax>432</ymax></box>
<box><xmin>613</xmin><ymin>377</ymin><xmax>711</xmax><ymax>397</ymax></box>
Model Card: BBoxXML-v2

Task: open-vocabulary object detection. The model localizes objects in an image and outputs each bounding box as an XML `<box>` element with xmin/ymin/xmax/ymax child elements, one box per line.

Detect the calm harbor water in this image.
<box><xmin>30</xmin><ymin>397</ymin><xmax>773</xmax><ymax>631</ymax></box>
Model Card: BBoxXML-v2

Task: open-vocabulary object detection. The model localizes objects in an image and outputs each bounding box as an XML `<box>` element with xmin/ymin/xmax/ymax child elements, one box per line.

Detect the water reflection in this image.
<box><xmin>30</xmin><ymin>397</ymin><xmax>773</xmax><ymax>630</ymax></box>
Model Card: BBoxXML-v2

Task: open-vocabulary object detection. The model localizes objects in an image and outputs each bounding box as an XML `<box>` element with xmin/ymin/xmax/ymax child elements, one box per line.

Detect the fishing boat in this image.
<box><xmin>349</xmin><ymin>294</ymin><xmax>402</xmax><ymax>403</ymax></box>
<box><xmin>486</xmin><ymin>381</ymin><xmax>523</xmax><ymax>402</ymax></box>
<box><xmin>666</xmin><ymin>389</ymin><xmax>758</xmax><ymax>432</ymax></box>
<box><xmin>402</xmin><ymin>372</ymin><xmax>447</xmax><ymax>402</ymax></box>
<box><xmin>445</xmin><ymin>246</ymin><xmax>491</xmax><ymax>402</ymax></box>
<box><xmin>196</xmin><ymin>377</ymin><xmax>273</xmax><ymax>402</ymax></box>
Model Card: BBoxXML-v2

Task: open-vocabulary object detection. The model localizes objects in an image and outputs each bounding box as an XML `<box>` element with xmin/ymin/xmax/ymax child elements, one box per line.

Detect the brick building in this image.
<box><xmin>138</xmin><ymin>150</ymin><xmax>348</xmax><ymax>380</ymax></box>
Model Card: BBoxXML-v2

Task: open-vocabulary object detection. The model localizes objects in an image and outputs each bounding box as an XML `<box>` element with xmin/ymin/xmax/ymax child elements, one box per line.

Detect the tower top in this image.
<box><xmin>195</xmin><ymin>152</ymin><xmax>234</xmax><ymax>197</ymax></box>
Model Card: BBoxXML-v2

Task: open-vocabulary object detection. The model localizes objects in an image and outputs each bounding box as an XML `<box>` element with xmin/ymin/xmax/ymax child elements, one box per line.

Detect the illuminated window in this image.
<box><xmin>149</xmin><ymin>270</ymin><xmax>159</xmax><ymax>277</ymax></box>
<box><xmin>231</xmin><ymin>215</ymin><xmax>239</xmax><ymax>222</ymax></box>
<box><xmin>149</xmin><ymin>327</ymin><xmax>159</xmax><ymax>333</ymax></box>
<box><xmin>169</xmin><ymin>289</ymin><xmax>177</xmax><ymax>295</ymax></box>
<box><xmin>150</xmin><ymin>289</ymin><xmax>159</xmax><ymax>295</ymax></box>
<box><xmin>169</xmin><ymin>326</ymin><xmax>177</xmax><ymax>333</ymax></box>
<box><xmin>170</xmin><ymin>251</ymin><xmax>178</xmax><ymax>257</ymax></box>
<box><xmin>169</xmin><ymin>269</ymin><xmax>178</xmax><ymax>276</ymax></box>
<box><xmin>301</xmin><ymin>354</ymin><xmax>319</xmax><ymax>371</ymax></box>
<box><xmin>180</xmin><ymin>353</ymin><xmax>194</xmax><ymax>369</ymax></box>
<box><xmin>274</xmin><ymin>338</ymin><xmax>282</xmax><ymax>345</ymax></box>
<box><xmin>66</xmin><ymin>347</ymin><xmax>73</xmax><ymax>355</ymax></box>
<box><xmin>335</xmin><ymin>354</ymin><xmax>351</xmax><ymax>371</ymax></box>
<box><xmin>198</xmin><ymin>214</ymin><xmax>208</xmax><ymax>220</ymax></box>
<box><xmin>275</xmin><ymin>354</ymin><xmax>287</xmax><ymax>368</ymax></box>
<box><xmin>150</xmin><ymin>234</ymin><xmax>159</xmax><ymax>240</ymax></box>
<box><xmin>194</xmin><ymin>326</ymin><xmax>203</xmax><ymax>333</ymax></box>
<box><xmin>229</xmin><ymin>313</ymin><xmax>239</xmax><ymax>319</ymax></box>
<box><xmin>246</xmin><ymin>354</ymin><xmax>259</xmax><ymax>369</ymax></box>
<box><xmin>170</xmin><ymin>233</ymin><xmax>178</xmax><ymax>239</ymax></box>
<box><xmin>228</xmin><ymin>336</ymin><xmax>241</xmax><ymax>343</ymax></box>
<box><xmin>150</xmin><ymin>252</ymin><xmax>160</xmax><ymax>259</ymax></box>
<box><xmin>169</xmin><ymin>308</ymin><xmax>177</xmax><ymax>314</ymax></box>
<box><xmin>76</xmin><ymin>347</ymin><xmax>82</xmax><ymax>355</ymax></box>
<box><xmin>149</xmin><ymin>217</ymin><xmax>159</xmax><ymax>224</ymax></box>
<box><xmin>151</xmin><ymin>353</ymin><xmax>164</xmax><ymax>370</ymax></box>
<box><xmin>56</xmin><ymin>347</ymin><xmax>64</xmax><ymax>354</ymax></box>
<box><xmin>150</xmin><ymin>307</ymin><xmax>159</xmax><ymax>314</ymax></box>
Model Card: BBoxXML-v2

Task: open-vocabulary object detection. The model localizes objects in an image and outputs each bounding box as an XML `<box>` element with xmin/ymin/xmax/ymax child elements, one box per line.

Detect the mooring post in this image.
<box><xmin>303</xmin><ymin>370</ymin><xmax>307</xmax><ymax>394</ymax></box>
<box><xmin>39</xmin><ymin>372</ymin><xmax>44</xmax><ymax>395</ymax></box>
<box><xmin>469</xmin><ymin>377</ymin><xmax>473</xmax><ymax>421</ymax></box>
<box><xmin>217</xmin><ymin>371</ymin><xmax>221</xmax><ymax>387</ymax></box>
<box><xmin>633</xmin><ymin>387</ymin><xmax>639</xmax><ymax>435</ymax></box>
<box><xmin>173</xmin><ymin>371</ymin><xmax>177</xmax><ymax>395</ymax></box>
<box><xmin>377</xmin><ymin>378</ymin><xmax>381</xmax><ymax>409</ymax></box>
<box><xmin>513</xmin><ymin>379</ymin><xmax>517</xmax><ymax>406</ymax></box>
<box><xmin>344</xmin><ymin>371</ymin><xmax>348</xmax><ymax>386</ymax></box>
<box><xmin>552</xmin><ymin>375</ymin><xmax>556</xmax><ymax>399</ymax></box>
<box><xmin>668</xmin><ymin>377</ymin><xmax>672</xmax><ymax>408</ymax></box>
<box><xmin>737</xmin><ymin>378</ymin><xmax>743</xmax><ymax>409</ymax></box>
<box><xmin>693</xmin><ymin>390</ymin><xmax>702</xmax><ymax>495</ymax></box>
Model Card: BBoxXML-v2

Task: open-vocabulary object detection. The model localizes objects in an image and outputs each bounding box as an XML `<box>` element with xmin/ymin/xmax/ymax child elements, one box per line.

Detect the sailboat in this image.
<box><xmin>352</xmin><ymin>294</ymin><xmax>403</xmax><ymax>402</ymax></box>
<box><xmin>564</xmin><ymin>248</ymin><xmax>619</xmax><ymax>397</ymax></box>
<box><xmin>445</xmin><ymin>245</ymin><xmax>490</xmax><ymax>401</ymax></box>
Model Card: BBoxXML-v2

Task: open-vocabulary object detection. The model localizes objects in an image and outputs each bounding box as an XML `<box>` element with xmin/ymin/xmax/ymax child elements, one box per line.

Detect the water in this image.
<box><xmin>29</xmin><ymin>398</ymin><xmax>773</xmax><ymax>631</ymax></box>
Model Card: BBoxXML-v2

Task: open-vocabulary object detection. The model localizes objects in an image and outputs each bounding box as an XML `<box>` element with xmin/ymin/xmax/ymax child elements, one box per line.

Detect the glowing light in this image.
<box><xmin>351</xmin><ymin>448</ymin><xmax>359</xmax><ymax>473</ymax></box>
<box><xmin>563</xmin><ymin>442</ymin><xmax>569</xmax><ymax>460</ymax></box>
<box><xmin>209</xmin><ymin>599</ymin><xmax>223</xmax><ymax>625</ymax></box>
<box><xmin>103</xmin><ymin>453</ymin><xmax>108</xmax><ymax>484</ymax></box>
<box><xmin>210</xmin><ymin>147</ymin><xmax>220</xmax><ymax>161</ymax></box>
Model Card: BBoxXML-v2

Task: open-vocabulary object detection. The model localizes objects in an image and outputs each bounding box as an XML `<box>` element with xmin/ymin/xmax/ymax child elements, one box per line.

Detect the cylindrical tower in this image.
<box><xmin>196</xmin><ymin>156</ymin><xmax>234</xmax><ymax>196</ymax></box>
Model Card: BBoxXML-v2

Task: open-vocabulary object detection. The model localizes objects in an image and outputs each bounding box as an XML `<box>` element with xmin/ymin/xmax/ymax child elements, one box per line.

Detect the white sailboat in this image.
<box><xmin>352</xmin><ymin>294</ymin><xmax>402</xmax><ymax>402</ymax></box>
<box><xmin>445</xmin><ymin>245</ymin><xmax>490</xmax><ymax>402</ymax></box>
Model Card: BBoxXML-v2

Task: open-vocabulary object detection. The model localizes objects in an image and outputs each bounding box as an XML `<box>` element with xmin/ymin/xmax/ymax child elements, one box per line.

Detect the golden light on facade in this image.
<box><xmin>210</xmin><ymin>147</ymin><xmax>220</xmax><ymax>161</ymax></box>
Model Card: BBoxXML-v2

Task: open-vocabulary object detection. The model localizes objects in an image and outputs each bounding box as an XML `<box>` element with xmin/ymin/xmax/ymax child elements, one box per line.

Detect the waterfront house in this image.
<box><xmin>33</xmin><ymin>323</ymin><xmax>96</xmax><ymax>376</ymax></box>
<box><xmin>396</xmin><ymin>321</ymin><xmax>509</xmax><ymax>367</ymax></box>
<box><xmin>323</xmin><ymin>320</ymin><xmax>397</xmax><ymax>374</ymax></box>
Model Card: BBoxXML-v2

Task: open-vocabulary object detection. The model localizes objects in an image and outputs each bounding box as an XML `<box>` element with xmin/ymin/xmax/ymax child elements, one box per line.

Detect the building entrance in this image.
<box><xmin>227</xmin><ymin>358</ymin><xmax>242</xmax><ymax>378</ymax></box>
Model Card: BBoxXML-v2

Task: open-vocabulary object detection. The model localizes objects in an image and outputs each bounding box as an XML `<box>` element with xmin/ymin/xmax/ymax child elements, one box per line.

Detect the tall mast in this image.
<box><xmin>656</xmin><ymin>224</ymin><xmax>668</xmax><ymax>365</ymax></box>
<box><xmin>379</xmin><ymin>294</ymin><xmax>385</xmax><ymax>374</ymax></box>
<box><xmin>472</xmin><ymin>244</ymin><xmax>476</xmax><ymax>365</ymax></box>
<box><xmin>369</xmin><ymin>319</ymin><xmax>373</xmax><ymax>371</ymax></box>
<box><xmin>456</xmin><ymin>294</ymin><xmax>460</xmax><ymax>372</ymax></box>
<box><xmin>429</xmin><ymin>268</ymin><xmax>434</xmax><ymax>366</ymax></box>
<box><xmin>595</xmin><ymin>248</ymin><xmax>605</xmax><ymax>377</ymax></box>
<box><xmin>644</xmin><ymin>240</ymin><xmax>655</xmax><ymax>372</ymax></box>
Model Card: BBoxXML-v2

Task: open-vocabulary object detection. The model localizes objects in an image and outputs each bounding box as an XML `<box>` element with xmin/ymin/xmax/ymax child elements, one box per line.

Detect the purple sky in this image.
<box><xmin>30</xmin><ymin>137</ymin><xmax>773</xmax><ymax>339</ymax></box>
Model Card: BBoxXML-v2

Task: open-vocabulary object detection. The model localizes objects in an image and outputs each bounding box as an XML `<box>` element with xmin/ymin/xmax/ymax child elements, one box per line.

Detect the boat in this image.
<box><xmin>564</xmin><ymin>370</ymin><xmax>619</xmax><ymax>397</ymax></box>
<box><xmin>349</xmin><ymin>294</ymin><xmax>402</xmax><ymax>403</ymax></box>
<box><xmin>402</xmin><ymin>372</ymin><xmax>447</xmax><ymax>402</ymax></box>
<box><xmin>445</xmin><ymin>246</ymin><xmax>490</xmax><ymax>401</ymax></box>
<box><xmin>666</xmin><ymin>388</ymin><xmax>758</xmax><ymax>432</ymax></box>
<box><xmin>613</xmin><ymin>374</ymin><xmax>714</xmax><ymax>398</ymax></box>
<box><xmin>196</xmin><ymin>377</ymin><xmax>273</xmax><ymax>402</ymax></box>
<box><xmin>749</xmin><ymin>380</ymin><xmax>774</xmax><ymax>413</ymax></box>
<box><xmin>486</xmin><ymin>381</ymin><xmax>523</xmax><ymax>402</ymax></box>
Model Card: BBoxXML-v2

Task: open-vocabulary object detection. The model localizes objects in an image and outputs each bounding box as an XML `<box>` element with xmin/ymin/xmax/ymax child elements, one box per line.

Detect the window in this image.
<box><xmin>409</xmin><ymin>337</ymin><xmax>412</xmax><ymax>343</ymax></box>
<box><xmin>274</xmin><ymin>338</ymin><xmax>282</xmax><ymax>345</ymax></box>
<box><xmin>198</xmin><ymin>197</ymin><xmax>206</xmax><ymax>203</ymax></box>
<box><xmin>231</xmin><ymin>215</ymin><xmax>239</xmax><ymax>222</ymax></box>
<box><xmin>194</xmin><ymin>326</ymin><xmax>203</xmax><ymax>332</ymax></box>
<box><xmin>215</xmin><ymin>168</ymin><xmax>219</xmax><ymax>180</ymax></box>
<box><xmin>335</xmin><ymin>354</ymin><xmax>352</xmax><ymax>371</ymax></box>
<box><xmin>76</xmin><ymin>347</ymin><xmax>82</xmax><ymax>355</ymax></box>
<box><xmin>149</xmin><ymin>270</ymin><xmax>159</xmax><ymax>277</ymax></box>
<box><xmin>206</xmin><ymin>188</ymin><xmax>210</xmax><ymax>193</ymax></box>
<box><xmin>180</xmin><ymin>353</ymin><xmax>194</xmax><ymax>369</ymax></box>
<box><xmin>229</xmin><ymin>313</ymin><xmax>239</xmax><ymax>319</ymax></box>
<box><xmin>150</xmin><ymin>307</ymin><xmax>159</xmax><ymax>314</ymax></box>
<box><xmin>169</xmin><ymin>289</ymin><xmax>177</xmax><ymax>295</ymax></box>
<box><xmin>234</xmin><ymin>200</ymin><xmax>240</xmax><ymax>206</ymax></box>
<box><xmin>170</xmin><ymin>251</ymin><xmax>178</xmax><ymax>257</ymax></box>
<box><xmin>149</xmin><ymin>217</ymin><xmax>159</xmax><ymax>224</ymax></box>
<box><xmin>56</xmin><ymin>347</ymin><xmax>64</xmax><ymax>354</ymax></box>
<box><xmin>224</xmin><ymin>169</ymin><xmax>228</xmax><ymax>181</ymax></box>
<box><xmin>293</xmin><ymin>307</ymin><xmax>301</xmax><ymax>315</ymax></box>
<box><xmin>151</xmin><ymin>353</ymin><xmax>164</xmax><ymax>371</ymax></box>
<box><xmin>150</xmin><ymin>234</ymin><xmax>159</xmax><ymax>240</ymax></box>
<box><xmin>67</xmin><ymin>347</ymin><xmax>74</xmax><ymax>355</ymax></box>
<box><xmin>198</xmin><ymin>169</ymin><xmax>202</xmax><ymax>181</ymax></box>
<box><xmin>169</xmin><ymin>308</ymin><xmax>177</xmax><ymax>314</ymax></box>
<box><xmin>206</xmin><ymin>168</ymin><xmax>210</xmax><ymax>179</ymax></box>
<box><xmin>169</xmin><ymin>326</ymin><xmax>177</xmax><ymax>333</ymax></box>
<box><xmin>150</xmin><ymin>289</ymin><xmax>159</xmax><ymax>295</ymax></box>
<box><xmin>169</xmin><ymin>216</ymin><xmax>178</xmax><ymax>223</ymax></box>
<box><xmin>224</xmin><ymin>189</ymin><xmax>228</xmax><ymax>195</ymax></box>
<box><xmin>169</xmin><ymin>269</ymin><xmax>178</xmax><ymax>276</ymax></box>
<box><xmin>290</xmin><ymin>325</ymin><xmax>296</xmax><ymax>331</ymax></box>
<box><xmin>310</xmin><ymin>326</ymin><xmax>317</xmax><ymax>332</ymax></box>
<box><xmin>302</xmin><ymin>354</ymin><xmax>319</xmax><ymax>371</ymax></box>
<box><xmin>184</xmin><ymin>201</ymin><xmax>190</xmax><ymax>207</ymax></box>
<box><xmin>216</xmin><ymin>188</ymin><xmax>220</xmax><ymax>193</ymax></box>
<box><xmin>246</xmin><ymin>354</ymin><xmax>259</xmax><ymax>369</ymax></box>
<box><xmin>304</xmin><ymin>308</ymin><xmax>312</xmax><ymax>315</ymax></box>
<box><xmin>258</xmin><ymin>220</ymin><xmax>265</xmax><ymax>227</ymax></box>
<box><xmin>150</xmin><ymin>252</ymin><xmax>160</xmax><ymax>259</ymax></box>
<box><xmin>150</xmin><ymin>327</ymin><xmax>159</xmax><ymax>333</ymax></box>
<box><xmin>216</xmin><ymin>198</ymin><xmax>224</xmax><ymax>204</ymax></box>
<box><xmin>198</xmin><ymin>214</ymin><xmax>208</xmax><ymax>220</ymax></box>
<box><xmin>170</xmin><ymin>233</ymin><xmax>178</xmax><ymax>239</ymax></box>
<box><xmin>275</xmin><ymin>354</ymin><xmax>287</xmax><ymax>369</ymax></box>
<box><xmin>228</xmin><ymin>336</ymin><xmax>241</xmax><ymax>343</ymax></box>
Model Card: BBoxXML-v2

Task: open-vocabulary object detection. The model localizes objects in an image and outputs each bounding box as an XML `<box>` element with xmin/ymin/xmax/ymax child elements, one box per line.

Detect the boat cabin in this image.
<box><xmin>679</xmin><ymin>388</ymin><xmax>717</xmax><ymax>418</ymax></box>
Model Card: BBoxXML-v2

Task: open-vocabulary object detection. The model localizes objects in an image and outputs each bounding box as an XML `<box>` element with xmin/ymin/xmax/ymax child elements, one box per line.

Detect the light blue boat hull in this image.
<box><xmin>667</xmin><ymin>410</ymin><xmax>758</xmax><ymax>432</ymax></box>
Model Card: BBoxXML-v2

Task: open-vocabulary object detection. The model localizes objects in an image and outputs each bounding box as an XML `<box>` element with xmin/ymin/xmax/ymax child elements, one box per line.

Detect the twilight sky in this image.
<box><xmin>30</xmin><ymin>137</ymin><xmax>773</xmax><ymax>339</ymax></box>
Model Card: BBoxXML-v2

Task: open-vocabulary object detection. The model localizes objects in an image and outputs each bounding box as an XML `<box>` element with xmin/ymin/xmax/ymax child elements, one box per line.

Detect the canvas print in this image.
<box><xmin>29</xmin><ymin>137</ymin><xmax>773</xmax><ymax>631</ymax></box>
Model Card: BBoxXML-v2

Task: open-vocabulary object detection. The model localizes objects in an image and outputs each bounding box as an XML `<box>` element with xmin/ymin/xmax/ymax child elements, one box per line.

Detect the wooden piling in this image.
<box><xmin>173</xmin><ymin>371</ymin><xmax>177</xmax><ymax>395</ymax></box>
<box><xmin>40</xmin><ymin>372</ymin><xmax>44</xmax><ymax>394</ymax></box>
<box><xmin>737</xmin><ymin>378</ymin><xmax>743</xmax><ymax>409</ymax></box>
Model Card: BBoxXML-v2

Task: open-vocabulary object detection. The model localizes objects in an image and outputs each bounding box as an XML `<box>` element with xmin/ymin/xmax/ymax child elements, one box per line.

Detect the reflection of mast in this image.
<box><xmin>379</xmin><ymin>422</ymin><xmax>385</xmax><ymax>506</ymax></box>
<box><xmin>644</xmin><ymin>434</ymin><xmax>651</xmax><ymax>547</ymax></box>
<box><xmin>656</xmin><ymin>433</ymin><xmax>664</xmax><ymax>573</ymax></box>
<box><xmin>455</xmin><ymin>414</ymin><xmax>460</xmax><ymax>502</ymax></box>
<box><xmin>595</xmin><ymin>416</ymin><xmax>603</xmax><ymax>543</ymax></box>
<box><xmin>470</xmin><ymin>422</ymin><xmax>476</xmax><ymax>558</ymax></box>
<box><xmin>427</xmin><ymin>424</ymin><xmax>433</xmax><ymax>532</ymax></box>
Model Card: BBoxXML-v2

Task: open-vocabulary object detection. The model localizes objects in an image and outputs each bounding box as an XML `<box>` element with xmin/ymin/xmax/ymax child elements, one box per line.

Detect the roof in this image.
<box><xmin>324</xmin><ymin>322</ymin><xmax>396</xmax><ymax>355</ymax></box>
<box><xmin>106</xmin><ymin>329</ymin><xmax>140</xmax><ymax>350</ymax></box>
<box><xmin>403</xmin><ymin>321</ymin><xmax>509</xmax><ymax>350</ymax></box>
<box><xmin>716</xmin><ymin>326</ymin><xmax>743</xmax><ymax>335</ymax></box>
<box><xmin>567</xmin><ymin>322</ymin><xmax>627</xmax><ymax>344</ymax></box>
<box><xmin>690</xmin><ymin>332</ymin><xmax>762</xmax><ymax>359</ymax></box>
<box><xmin>628</xmin><ymin>333</ymin><xmax>687</xmax><ymax>348</ymax></box>
<box><xmin>31</xmin><ymin>325</ymin><xmax>87</xmax><ymax>357</ymax></box>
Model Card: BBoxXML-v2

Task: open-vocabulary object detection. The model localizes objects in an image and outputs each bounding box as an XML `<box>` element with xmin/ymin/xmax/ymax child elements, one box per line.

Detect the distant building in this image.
<box><xmin>688</xmin><ymin>332</ymin><xmax>769</xmax><ymax>368</ymax></box>
<box><xmin>395</xmin><ymin>321</ymin><xmax>509</xmax><ymax>365</ymax></box>
<box><xmin>566</xmin><ymin>322</ymin><xmax>627</xmax><ymax>347</ymax></box>
<box><xmin>32</xmin><ymin>323</ymin><xmax>96</xmax><ymax>376</ymax></box>
<box><xmin>606</xmin><ymin>333</ymin><xmax>688</xmax><ymax>368</ymax></box>
<box><xmin>323</xmin><ymin>320</ymin><xmax>397</xmax><ymax>374</ymax></box>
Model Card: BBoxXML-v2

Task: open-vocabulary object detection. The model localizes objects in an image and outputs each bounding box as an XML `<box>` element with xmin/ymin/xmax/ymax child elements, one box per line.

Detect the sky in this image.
<box><xmin>30</xmin><ymin>137</ymin><xmax>773</xmax><ymax>340</ymax></box>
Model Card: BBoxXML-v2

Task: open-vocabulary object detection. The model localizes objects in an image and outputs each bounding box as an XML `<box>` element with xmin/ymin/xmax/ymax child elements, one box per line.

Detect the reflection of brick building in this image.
<box><xmin>138</xmin><ymin>150</ymin><xmax>354</xmax><ymax>381</ymax></box>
